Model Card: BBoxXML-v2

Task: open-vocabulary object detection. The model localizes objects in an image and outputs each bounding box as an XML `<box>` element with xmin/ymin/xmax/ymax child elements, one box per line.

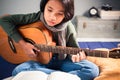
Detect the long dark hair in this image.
<box><xmin>40</xmin><ymin>0</ymin><xmax>74</xmax><ymax>22</ymax></box>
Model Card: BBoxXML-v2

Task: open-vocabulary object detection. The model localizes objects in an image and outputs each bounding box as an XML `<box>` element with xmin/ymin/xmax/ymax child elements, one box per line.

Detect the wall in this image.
<box><xmin>0</xmin><ymin>0</ymin><xmax>40</xmax><ymax>16</ymax></box>
<box><xmin>0</xmin><ymin>0</ymin><xmax>120</xmax><ymax>16</ymax></box>
<box><xmin>74</xmin><ymin>0</ymin><xmax>120</xmax><ymax>16</ymax></box>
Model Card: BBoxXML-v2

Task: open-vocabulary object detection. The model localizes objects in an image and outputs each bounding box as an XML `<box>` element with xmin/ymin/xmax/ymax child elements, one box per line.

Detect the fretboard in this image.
<box><xmin>35</xmin><ymin>44</ymin><xmax>110</xmax><ymax>58</ymax></box>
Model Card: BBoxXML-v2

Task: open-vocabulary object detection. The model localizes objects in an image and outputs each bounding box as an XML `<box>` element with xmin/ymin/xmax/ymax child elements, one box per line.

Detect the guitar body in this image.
<box><xmin>0</xmin><ymin>22</ymin><xmax>55</xmax><ymax>64</ymax></box>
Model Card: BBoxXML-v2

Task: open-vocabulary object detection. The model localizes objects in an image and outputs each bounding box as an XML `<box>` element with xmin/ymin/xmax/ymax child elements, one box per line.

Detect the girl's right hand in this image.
<box><xmin>18</xmin><ymin>39</ymin><xmax>40</xmax><ymax>58</ymax></box>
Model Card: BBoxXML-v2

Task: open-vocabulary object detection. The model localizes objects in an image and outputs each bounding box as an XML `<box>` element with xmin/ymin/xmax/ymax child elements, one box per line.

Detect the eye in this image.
<box><xmin>58</xmin><ymin>13</ymin><xmax>64</xmax><ymax>16</ymax></box>
<box><xmin>56</xmin><ymin>12</ymin><xmax>65</xmax><ymax>17</ymax></box>
<box><xmin>48</xmin><ymin>9</ymin><xmax>52</xmax><ymax>12</ymax></box>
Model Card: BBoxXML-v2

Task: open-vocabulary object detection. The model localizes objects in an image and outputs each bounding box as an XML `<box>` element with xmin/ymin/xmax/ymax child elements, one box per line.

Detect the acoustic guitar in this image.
<box><xmin>0</xmin><ymin>21</ymin><xmax>55</xmax><ymax>64</ymax></box>
<box><xmin>0</xmin><ymin>21</ymin><xmax>120</xmax><ymax>64</ymax></box>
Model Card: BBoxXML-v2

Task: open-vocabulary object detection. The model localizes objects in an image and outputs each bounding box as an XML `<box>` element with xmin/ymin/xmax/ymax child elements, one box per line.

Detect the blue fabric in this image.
<box><xmin>78</xmin><ymin>42</ymin><xmax>120</xmax><ymax>49</ymax></box>
<box><xmin>12</xmin><ymin>56</ymin><xmax>99</xmax><ymax>80</ymax></box>
<box><xmin>0</xmin><ymin>57</ymin><xmax>17</xmax><ymax>80</ymax></box>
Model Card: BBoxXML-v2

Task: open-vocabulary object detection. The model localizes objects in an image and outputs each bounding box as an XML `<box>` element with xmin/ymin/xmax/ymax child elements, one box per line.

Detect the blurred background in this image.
<box><xmin>0</xmin><ymin>0</ymin><xmax>120</xmax><ymax>16</ymax></box>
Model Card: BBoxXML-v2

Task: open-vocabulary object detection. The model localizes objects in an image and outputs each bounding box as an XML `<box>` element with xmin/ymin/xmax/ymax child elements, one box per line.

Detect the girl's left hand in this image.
<box><xmin>71</xmin><ymin>50</ymin><xmax>86</xmax><ymax>62</ymax></box>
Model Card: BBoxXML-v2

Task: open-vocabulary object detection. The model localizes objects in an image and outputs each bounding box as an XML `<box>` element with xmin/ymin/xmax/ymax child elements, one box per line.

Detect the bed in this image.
<box><xmin>1</xmin><ymin>16</ymin><xmax>120</xmax><ymax>80</ymax></box>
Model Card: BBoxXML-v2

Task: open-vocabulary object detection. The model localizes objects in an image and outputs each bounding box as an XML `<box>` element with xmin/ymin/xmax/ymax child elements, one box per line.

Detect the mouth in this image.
<box><xmin>48</xmin><ymin>21</ymin><xmax>56</xmax><ymax>26</ymax></box>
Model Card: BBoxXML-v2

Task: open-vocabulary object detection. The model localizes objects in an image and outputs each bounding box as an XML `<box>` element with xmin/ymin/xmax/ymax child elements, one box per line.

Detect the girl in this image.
<box><xmin>0</xmin><ymin>0</ymin><xmax>99</xmax><ymax>80</ymax></box>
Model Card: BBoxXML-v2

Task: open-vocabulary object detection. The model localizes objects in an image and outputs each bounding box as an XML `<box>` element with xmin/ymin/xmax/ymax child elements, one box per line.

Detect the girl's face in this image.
<box><xmin>44</xmin><ymin>0</ymin><xmax>65</xmax><ymax>27</ymax></box>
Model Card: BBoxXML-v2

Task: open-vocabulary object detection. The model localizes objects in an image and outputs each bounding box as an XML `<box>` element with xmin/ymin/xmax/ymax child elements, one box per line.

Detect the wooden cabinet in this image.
<box><xmin>75</xmin><ymin>16</ymin><xmax>120</xmax><ymax>39</ymax></box>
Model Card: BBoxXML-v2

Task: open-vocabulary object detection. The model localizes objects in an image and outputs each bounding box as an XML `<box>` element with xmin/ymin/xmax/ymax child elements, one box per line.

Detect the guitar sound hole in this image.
<box><xmin>24</xmin><ymin>38</ymin><xmax>35</xmax><ymax>45</ymax></box>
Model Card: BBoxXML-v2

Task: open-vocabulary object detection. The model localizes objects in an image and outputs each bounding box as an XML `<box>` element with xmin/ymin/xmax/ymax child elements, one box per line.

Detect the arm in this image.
<box><xmin>0</xmin><ymin>11</ymin><xmax>41</xmax><ymax>42</ymax></box>
<box><xmin>66</xmin><ymin>21</ymin><xmax>79</xmax><ymax>48</ymax></box>
<box><xmin>66</xmin><ymin>21</ymin><xmax>86</xmax><ymax>62</ymax></box>
<box><xmin>0</xmin><ymin>11</ymin><xmax>41</xmax><ymax>57</ymax></box>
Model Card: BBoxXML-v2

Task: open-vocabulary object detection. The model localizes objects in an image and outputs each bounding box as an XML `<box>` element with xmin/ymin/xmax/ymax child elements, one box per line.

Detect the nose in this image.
<box><xmin>49</xmin><ymin>13</ymin><xmax>56</xmax><ymax>21</ymax></box>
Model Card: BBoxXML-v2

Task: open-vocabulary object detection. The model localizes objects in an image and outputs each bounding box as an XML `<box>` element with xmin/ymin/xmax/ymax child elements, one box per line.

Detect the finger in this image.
<box><xmin>29</xmin><ymin>54</ymin><xmax>36</xmax><ymax>58</ymax></box>
<box><xmin>28</xmin><ymin>49</ymin><xmax>37</xmax><ymax>58</ymax></box>
<box><xmin>79</xmin><ymin>52</ymin><xmax>83</xmax><ymax>60</ymax></box>
<box><xmin>76</xmin><ymin>53</ymin><xmax>80</xmax><ymax>62</ymax></box>
<box><xmin>82</xmin><ymin>50</ymin><xmax>87</xmax><ymax>59</ymax></box>
<box><xmin>79</xmin><ymin>51</ymin><xmax>86</xmax><ymax>60</ymax></box>
<box><xmin>32</xmin><ymin>46</ymin><xmax>40</xmax><ymax>56</ymax></box>
<box><xmin>71</xmin><ymin>55</ymin><xmax>76</xmax><ymax>62</ymax></box>
<box><xmin>34</xmin><ymin>47</ymin><xmax>40</xmax><ymax>52</ymax></box>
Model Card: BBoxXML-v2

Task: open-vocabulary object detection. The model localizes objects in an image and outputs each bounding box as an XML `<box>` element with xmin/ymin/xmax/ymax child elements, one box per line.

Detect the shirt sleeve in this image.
<box><xmin>0</xmin><ymin>11</ymin><xmax>41</xmax><ymax>42</ymax></box>
<box><xmin>66</xmin><ymin>21</ymin><xmax>79</xmax><ymax>48</ymax></box>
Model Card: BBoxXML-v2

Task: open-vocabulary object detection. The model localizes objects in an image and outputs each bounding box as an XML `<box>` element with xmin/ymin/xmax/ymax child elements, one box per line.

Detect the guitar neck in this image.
<box><xmin>35</xmin><ymin>44</ymin><xmax>109</xmax><ymax>58</ymax></box>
